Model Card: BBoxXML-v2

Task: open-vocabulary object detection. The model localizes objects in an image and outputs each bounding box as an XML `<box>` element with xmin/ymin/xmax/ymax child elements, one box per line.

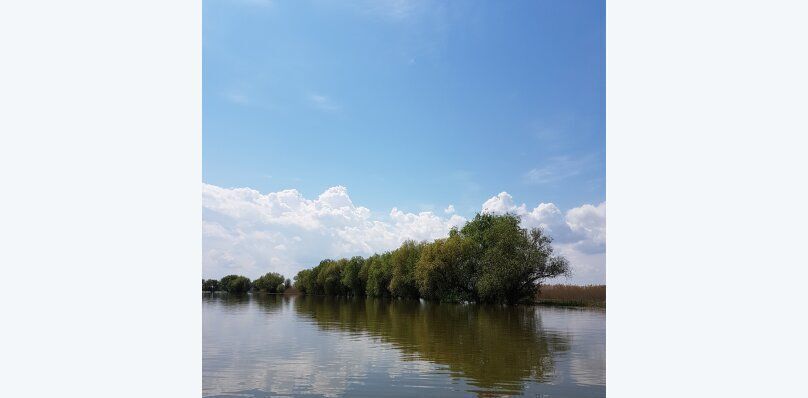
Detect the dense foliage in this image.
<box><xmin>219</xmin><ymin>274</ymin><xmax>252</xmax><ymax>294</ymax></box>
<box><xmin>203</xmin><ymin>273</ymin><xmax>291</xmax><ymax>295</ymax></box>
<box><xmin>253</xmin><ymin>272</ymin><xmax>286</xmax><ymax>293</ymax></box>
<box><xmin>294</xmin><ymin>213</ymin><xmax>570</xmax><ymax>304</ymax></box>
<box><xmin>202</xmin><ymin>279</ymin><xmax>219</xmax><ymax>293</ymax></box>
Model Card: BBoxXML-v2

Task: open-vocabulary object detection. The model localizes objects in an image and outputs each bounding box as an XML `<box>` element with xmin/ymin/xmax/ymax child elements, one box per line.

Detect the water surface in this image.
<box><xmin>203</xmin><ymin>294</ymin><xmax>604</xmax><ymax>397</ymax></box>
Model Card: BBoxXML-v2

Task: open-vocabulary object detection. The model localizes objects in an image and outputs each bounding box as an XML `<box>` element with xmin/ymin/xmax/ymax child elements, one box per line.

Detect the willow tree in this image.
<box><xmin>389</xmin><ymin>240</ymin><xmax>424</xmax><ymax>299</ymax></box>
<box><xmin>202</xmin><ymin>279</ymin><xmax>220</xmax><ymax>293</ymax></box>
<box><xmin>292</xmin><ymin>213</ymin><xmax>569</xmax><ymax>304</ymax></box>
<box><xmin>461</xmin><ymin>213</ymin><xmax>570</xmax><ymax>304</ymax></box>
<box><xmin>365</xmin><ymin>253</ymin><xmax>393</xmax><ymax>297</ymax></box>
<box><xmin>340</xmin><ymin>256</ymin><xmax>366</xmax><ymax>296</ymax></box>
<box><xmin>415</xmin><ymin>229</ymin><xmax>476</xmax><ymax>302</ymax></box>
<box><xmin>219</xmin><ymin>274</ymin><xmax>252</xmax><ymax>294</ymax></box>
<box><xmin>293</xmin><ymin>269</ymin><xmax>314</xmax><ymax>294</ymax></box>
<box><xmin>253</xmin><ymin>272</ymin><xmax>285</xmax><ymax>293</ymax></box>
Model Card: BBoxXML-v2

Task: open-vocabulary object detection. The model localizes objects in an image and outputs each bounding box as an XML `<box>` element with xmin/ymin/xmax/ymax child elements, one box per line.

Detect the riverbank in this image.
<box><xmin>535</xmin><ymin>284</ymin><xmax>606</xmax><ymax>308</ymax></box>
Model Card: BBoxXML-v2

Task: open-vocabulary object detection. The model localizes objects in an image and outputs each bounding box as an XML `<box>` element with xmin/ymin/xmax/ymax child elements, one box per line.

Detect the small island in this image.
<box><xmin>203</xmin><ymin>213</ymin><xmax>605</xmax><ymax>307</ymax></box>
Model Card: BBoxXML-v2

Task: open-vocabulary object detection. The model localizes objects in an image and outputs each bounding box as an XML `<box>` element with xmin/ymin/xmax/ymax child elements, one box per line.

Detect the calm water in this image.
<box><xmin>203</xmin><ymin>294</ymin><xmax>605</xmax><ymax>397</ymax></box>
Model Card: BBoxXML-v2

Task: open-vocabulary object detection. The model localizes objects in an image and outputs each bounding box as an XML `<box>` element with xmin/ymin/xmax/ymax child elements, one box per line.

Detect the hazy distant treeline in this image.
<box><xmin>293</xmin><ymin>213</ymin><xmax>570</xmax><ymax>305</ymax></box>
<box><xmin>202</xmin><ymin>272</ymin><xmax>291</xmax><ymax>294</ymax></box>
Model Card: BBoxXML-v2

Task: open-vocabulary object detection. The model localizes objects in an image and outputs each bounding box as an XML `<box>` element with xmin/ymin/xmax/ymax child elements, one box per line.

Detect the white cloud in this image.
<box><xmin>307</xmin><ymin>93</ymin><xmax>340</xmax><ymax>112</ymax></box>
<box><xmin>203</xmin><ymin>184</ymin><xmax>604</xmax><ymax>284</ymax></box>
<box><xmin>523</xmin><ymin>155</ymin><xmax>596</xmax><ymax>184</ymax></box>
<box><xmin>444</xmin><ymin>204</ymin><xmax>455</xmax><ymax>214</ymax></box>
<box><xmin>202</xmin><ymin>183</ymin><xmax>465</xmax><ymax>279</ymax></box>
<box><xmin>481</xmin><ymin>191</ymin><xmax>606</xmax><ymax>284</ymax></box>
<box><xmin>224</xmin><ymin>91</ymin><xmax>249</xmax><ymax>105</ymax></box>
<box><xmin>566</xmin><ymin>202</ymin><xmax>606</xmax><ymax>254</ymax></box>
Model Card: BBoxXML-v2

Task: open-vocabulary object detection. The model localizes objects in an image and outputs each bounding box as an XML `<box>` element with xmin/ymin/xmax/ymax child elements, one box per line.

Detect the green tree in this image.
<box><xmin>340</xmin><ymin>256</ymin><xmax>366</xmax><ymax>296</ymax></box>
<box><xmin>220</xmin><ymin>275</ymin><xmax>251</xmax><ymax>294</ymax></box>
<box><xmin>288</xmin><ymin>212</ymin><xmax>569</xmax><ymax>304</ymax></box>
<box><xmin>316</xmin><ymin>259</ymin><xmax>344</xmax><ymax>295</ymax></box>
<box><xmin>461</xmin><ymin>213</ymin><xmax>570</xmax><ymax>304</ymax></box>
<box><xmin>389</xmin><ymin>240</ymin><xmax>423</xmax><ymax>299</ymax></box>
<box><xmin>365</xmin><ymin>253</ymin><xmax>393</xmax><ymax>297</ymax></box>
<box><xmin>415</xmin><ymin>229</ymin><xmax>475</xmax><ymax>302</ymax></box>
<box><xmin>202</xmin><ymin>279</ymin><xmax>220</xmax><ymax>293</ymax></box>
<box><xmin>253</xmin><ymin>272</ymin><xmax>285</xmax><ymax>293</ymax></box>
<box><xmin>293</xmin><ymin>269</ymin><xmax>313</xmax><ymax>294</ymax></box>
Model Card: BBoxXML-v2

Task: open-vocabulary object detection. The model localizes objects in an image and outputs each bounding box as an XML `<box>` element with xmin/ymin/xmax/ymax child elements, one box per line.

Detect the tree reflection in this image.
<box><xmin>202</xmin><ymin>292</ymin><xmax>287</xmax><ymax>315</ymax></box>
<box><xmin>293</xmin><ymin>296</ymin><xmax>571</xmax><ymax>396</ymax></box>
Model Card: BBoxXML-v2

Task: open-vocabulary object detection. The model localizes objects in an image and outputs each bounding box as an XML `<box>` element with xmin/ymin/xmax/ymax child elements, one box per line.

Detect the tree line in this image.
<box><xmin>202</xmin><ymin>272</ymin><xmax>291</xmax><ymax>294</ymax></box>
<box><xmin>293</xmin><ymin>213</ymin><xmax>570</xmax><ymax>305</ymax></box>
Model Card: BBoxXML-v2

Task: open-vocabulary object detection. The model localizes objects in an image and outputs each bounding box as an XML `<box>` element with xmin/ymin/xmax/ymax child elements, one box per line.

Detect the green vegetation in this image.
<box><xmin>203</xmin><ymin>273</ymin><xmax>292</xmax><ymax>295</ymax></box>
<box><xmin>535</xmin><ymin>284</ymin><xmax>606</xmax><ymax>307</ymax></box>
<box><xmin>219</xmin><ymin>274</ymin><xmax>252</xmax><ymax>294</ymax></box>
<box><xmin>253</xmin><ymin>272</ymin><xmax>285</xmax><ymax>293</ymax></box>
<box><xmin>203</xmin><ymin>214</ymin><xmax>579</xmax><ymax>304</ymax></box>
<box><xmin>294</xmin><ymin>213</ymin><xmax>571</xmax><ymax>305</ymax></box>
<box><xmin>202</xmin><ymin>279</ymin><xmax>219</xmax><ymax>293</ymax></box>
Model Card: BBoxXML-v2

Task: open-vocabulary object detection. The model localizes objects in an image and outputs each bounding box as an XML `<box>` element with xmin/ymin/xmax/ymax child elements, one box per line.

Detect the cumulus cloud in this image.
<box><xmin>481</xmin><ymin>192</ymin><xmax>606</xmax><ymax>284</ymax></box>
<box><xmin>203</xmin><ymin>184</ymin><xmax>604</xmax><ymax>284</ymax></box>
<box><xmin>202</xmin><ymin>183</ymin><xmax>466</xmax><ymax>279</ymax></box>
<box><xmin>444</xmin><ymin>204</ymin><xmax>455</xmax><ymax>214</ymax></box>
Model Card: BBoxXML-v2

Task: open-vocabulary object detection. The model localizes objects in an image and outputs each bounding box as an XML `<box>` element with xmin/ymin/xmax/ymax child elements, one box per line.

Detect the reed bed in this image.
<box><xmin>536</xmin><ymin>284</ymin><xmax>606</xmax><ymax>307</ymax></box>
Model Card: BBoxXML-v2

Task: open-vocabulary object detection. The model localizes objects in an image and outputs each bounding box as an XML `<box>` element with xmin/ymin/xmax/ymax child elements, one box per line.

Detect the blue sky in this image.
<box><xmin>204</xmin><ymin>0</ymin><xmax>604</xmax><ymax>214</ymax></box>
<box><xmin>202</xmin><ymin>0</ymin><xmax>605</xmax><ymax>283</ymax></box>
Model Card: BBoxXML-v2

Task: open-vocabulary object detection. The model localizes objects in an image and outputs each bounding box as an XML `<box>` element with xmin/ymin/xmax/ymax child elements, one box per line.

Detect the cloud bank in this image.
<box><xmin>203</xmin><ymin>184</ymin><xmax>605</xmax><ymax>284</ymax></box>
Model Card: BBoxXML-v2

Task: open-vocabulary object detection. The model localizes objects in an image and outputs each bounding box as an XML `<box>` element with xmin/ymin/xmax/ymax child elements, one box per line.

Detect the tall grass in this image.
<box><xmin>536</xmin><ymin>284</ymin><xmax>606</xmax><ymax>307</ymax></box>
